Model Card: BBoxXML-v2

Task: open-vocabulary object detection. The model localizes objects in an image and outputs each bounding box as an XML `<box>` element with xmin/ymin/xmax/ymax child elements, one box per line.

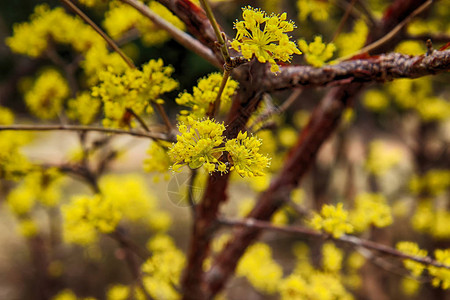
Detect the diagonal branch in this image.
<box><xmin>120</xmin><ymin>0</ymin><xmax>221</xmax><ymax>68</ymax></box>
<box><xmin>218</xmin><ymin>218</ymin><xmax>450</xmax><ymax>270</ymax></box>
<box><xmin>265</xmin><ymin>49</ymin><xmax>450</xmax><ymax>91</ymax></box>
<box><xmin>0</xmin><ymin>124</ymin><xmax>173</xmax><ymax>141</ymax></box>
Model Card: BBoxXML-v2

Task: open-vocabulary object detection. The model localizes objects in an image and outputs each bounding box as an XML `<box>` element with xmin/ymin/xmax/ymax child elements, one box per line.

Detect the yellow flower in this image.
<box><xmin>429</xmin><ymin>249</ymin><xmax>450</xmax><ymax>289</ymax></box>
<box><xmin>169</xmin><ymin>117</ymin><xmax>226</xmax><ymax>173</ymax></box>
<box><xmin>67</xmin><ymin>92</ymin><xmax>101</xmax><ymax>125</ymax></box>
<box><xmin>231</xmin><ymin>6</ymin><xmax>301</xmax><ymax>73</ymax></box>
<box><xmin>91</xmin><ymin>59</ymin><xmax>178</xmax><ymax>128</ymax></box>
<box><xmin>396</xmin><ymin>241</ymin><xmax>427</xmax><ymax>277</ymax></box>
<box><xmin>365</xmin><ymin>140</ymin><xmax>402</xmax><ymax>176</ymax></box>
<box><xmin>310</xmin><ymin>203</ymin><xmax>353</xmax><ymax>238</ymax></box>
<box><xmin>237</xmin><ymin>243</ymin><xmax>283</xmax><ymax>294</ymax></box>
<box><xmin>6</xmin><ymin>4</ymin><xmax>104</xmax><ymax>57</ymax></box>
<box><xmin>103</xmin><ymin>1</ymin><xmax>185</xmax><ymax>47</ymax></box>
<box><xmin>298</xmin><ymin>36</ymin><xmax>336</xmax><ymax>67</ymax></box>
<box><xmin>363</xmin><ymin>89</ymin><xmax>390</xmax><ymax>112</ymax></box>
<box><xmin>225</xmin><ymin>131</ymin><xmax>270</xmax><ymax>177</ymax></box>
<box><xmin>322</xmin><ymin>242</ymin><xmax>343</xmax><ymax>273</ymax></box>
<box><xmin>176</xmin><ymin>73</ymin><xmax>238</xmax><ymax>120</ymax></box>
<box><xmin>297</xmin><ymin>0</ymin><xmax>331</xmax><ymax>22</ymax></box>
<box><xmin>335</xmin><ymin>19</ymin><xmax>368</xmax><ymax>57</ymax></box>
<box><xmin>350</xmin><ymin>193</ymin><xmax>393</xmax><ymax>232</ymax></box>
<box><xmin>0</xmin><ymin>106</ymin><xmax>14</xmax><ymax>125</ymax></box>
<box><xmin>18</xmin><ymin>219</ymin><xmax>39</xmax><ymax>238</ymax></box>
<box><xmin>25</xmin><ymin>69</ymin><xmax>69</xmax><ymax>120</ymax></box>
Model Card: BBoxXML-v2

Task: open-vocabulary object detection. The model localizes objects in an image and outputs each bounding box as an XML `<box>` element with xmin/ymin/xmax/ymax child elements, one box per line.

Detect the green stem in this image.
<box><xmin>207</xmin><ymin>68</ymin><xmax>231</xmax><ymax>118</ymax></box>
<box><xmin>199</xmin><ymin>0</ymin><xmax>231</xmax><ymax>64</ymax></box>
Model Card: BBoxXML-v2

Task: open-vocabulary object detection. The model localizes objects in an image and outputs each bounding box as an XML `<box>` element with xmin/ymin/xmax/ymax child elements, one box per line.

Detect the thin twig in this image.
<box><xmin>332</xmin><ymin>0</ymin><xmax>358</xmax><ymax>43</ymax></box>
<box><xmin>206</xmin><ymin>69</ymin><xmax>231</xmax><ymax>118</ymax></box>
<box><xmin>337</xmin><ymin>0</ymin><xmax>433</xmax><ymax>60</ymax></box>
<box><xmin>59</xmin><ymin>0</ymin><xmax>135</xmax><ymax>68</ymax></box>
<box><xmin>218</xmin><ymin>218</ymin><xmax>450</xmax><ymax>270</ymax></box>
<box><xmin>126</xmin><ymin>108</ymin><xmax>151</xmax><ymax>132</ymax></box>
<box><xmin>120</xmin><ymin>0</ymin><xmax>221</xmax><ymax>68</ymax></box>
<box><xmin>0</xmin><ymin>124</ymin><xmax>173</xmax><ymax>141</ymax></box>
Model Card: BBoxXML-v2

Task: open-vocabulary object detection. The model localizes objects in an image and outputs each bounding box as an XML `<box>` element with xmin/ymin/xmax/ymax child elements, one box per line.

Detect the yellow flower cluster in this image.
<box><xmin>52</xmin><ymin>289</ymin><xmax>96</xmax><ymax>300</ymax></box>
<box><xmin>350</xmin><ymin>193</ymin><xmax>393</xmax><ymax>232</ymax></box>
<box><xmin>311</xmin><ymin>203</ymin><xmax>354</xmax><ymax>238</ymax></box>
<box><xmin>169</xmin><ymin>117</ymin><xmax>226</xmax><ymax>172</ymax></box>
<box><xmin>141</xmin><ymin>234</ymin><xmax>186</xmax><ymax>299</ymax></box>
<box><xmin>103</xmin><ymin>1</ymin><xmax>185</xmax><ymax>47</ymax></box>
<box><xmin>176</xmin><ymin>73</ymin><xmax>238</xmax><ymax>120</ymax></box>
<box><xmin>144</xmin><ymin>141</ymin><xmax>172</xmax><ymax>181</ymax></box>
<box><xmin>63</xmin><ymin>174</ymin><xmax>171</xmax><ymax>245</ymax></box>
<box><xmin>6</xmin><ymin>4</ymin><xmax>103</xmax><ymax>57</ymax></box>
<box><xmin>91</xmin><ymin>59</ymin><xmax>178</xmax><ymax>128</ymax></box>
<box><xmin>387</xmin><ymin>77</ymin><xmax>450</xmax><ymax>122</ymax></box>
<box><xmin>335</xmin><ymin>19</ymin><xmax>368</xmax><ymax>57</ymax></box>
<box><xmin>298</xmin><ymin>36</ymin><xmax>336</xmax><ymax>67</ymax></box>
<box><xmin>365</xmin><ymin>140</ymin><xmax>402</xmax><ymax>176</ymax></box>
<box><xmin>231</xmin><ymin>6</ymin><xmax>301</xmax><ymax>73</ymax></box>
<box><xmin>429</xmin><ymin>249</ymin><xmax>450</xmax><ymax>289</ymax></box>
<box><xmin>225</xmin><ymin>131</ymin><xmax>271</xmax><ymax>177</ymax></box>
<box><xmin>169</xmin><ymin>118</ymin><xmax>270</xmax><ymax>177</ymax></box>
<box><xmin>237</xmin><ymin>243</ymin><xmax>283</xmax><ymax>294</ymax></box>
<box><xmin>297</xmin><ymin>0</ymin><xmax>332</xmax><ymax>22</ymax></box>
<box><xmin>81</xmin><ymin>46</ymin><xmax>128</xmax><ymax>85</ymax></box>
<box><xmin>7</xmin><ymin>168</ymin><xmax>63</xmax><ymax>217</ymax></box>
<box><xmin>363</xmin><ymin>89</ymin><xmax>390</xmax><ymax>112</ymax></box>
<box><xmin>278</xmin><ymin>243</ymin><xmax>354</xmax><ymax>300</ymax></box>
<box><xmin>410</xmin><ymin>169</ymin><xmax>450</xmax><ymax>196</ymax></box>
<box><xmin>25</xmin><ymin>69</ymin><xmax>69</xmax><ymax>120</ymax></box>
<box><xmin>67</xmin><ymin>92</ymin><xmax>101</xmax><ymax>125</ymax></box>
<box><xmin>396</xmin><ymin>241</ymin><xmax>428</xmax><ymax>277</ymax></box>
<box><xmin>0</xmin><ymin>108</ymin><xmax>32</xmax><ymax>180</ymax></box>
<box><xmin>322</xmin><ymin>242</ymin><xmax>344</xmax><ymax>273</ymax></box>
<box><xmin>412</xmin><ymin>200</ymin><xmax>450</xmax><ymax>239</ymax></box>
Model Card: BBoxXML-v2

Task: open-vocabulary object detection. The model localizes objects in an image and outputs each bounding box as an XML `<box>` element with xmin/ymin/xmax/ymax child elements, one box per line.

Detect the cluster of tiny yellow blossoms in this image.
<box><xmin>67</xmin><ymin>92</ymin><xmax>101</xmax><ymax>125</ymax></box>
<box><xmin>103</xmin><ymin>1</ymin><xmax>185</xmax><ymax>47</ymax></box>
<box><xmin>297</xmin><ymin>0</ymin><xmax>332</xmax><ymax>22</ymax></box>
<box><xmin>310</xmin><ymin>203</ymin><xmax>354</xmax><ymax>238</ymax></box>
<box><xmin>363</xmin><ymin>89</ymin><xmax>390</xmax><ymax>112</ymax></box>
<box><xmin>169</xmin><ymin>118</ymin><xmax>270</xmax><ymax>177</ymax></box>
<box><xmin>144</xmin><ymin>141</ymin><xmax>173</xmax><ymax>181</ymax></box>
<box><xmin>63</xmin><ymin>175</ymin><xmax>171</xmax><ymax>245</ymax></box>
<box><xmin>176</xmin><ymin>73</ymin><xmax>238</xmax><ymax>120</ymax></box>
<box><xmin>6</xmin><ymin>4</ymin><xmax>103</xmax><ymax>58</ymax></box>
<box><xmin>231</xmin><ymin>6</ymin><xmax>301</xmax><ymax>73</ymax></box>
<box><xmin>140</xmin><ymin>234</ymin><xmax>186</xmax><ymax>299</ymax></box>
<box><xmin>225</xmin><ymin>131</ymin><xmax>271</xmax><ymax>177</ymax></box>
<box><xmin>237</xmin><ymin>243</ymin><xmax>283</xmax><ymax>294</ymax></box>
<box><xmin>412</xmin><ymin>200</ymin><xmax>450</xmax><ymax>239</ymax></box>
<box><xmin>169</xmin><ymin>117</ymin><xmax>226</xmax><ymax>172</ymax></box>
<box><xmin>429</xmin><ymin>249</ymin><xmax>450</xmax><ymax>289</ymax></box>
<box><xmin>365</xmin><ymin>140</ymin><xmax>402</xmax><ymax>176</ymax></box>
<box><xmin>52</xmin><ymin>289</ymin><xmax>97</xmax><ymax>300</ymax></box>
<box><xmin>25</xmin><ymin>69</ymin><xmax>69</xmax><ymax>120</ymax></box>
<box><xmin>409</xmin><ymin>169</ymin><xmax>450</xmax><ymax>197</ymax></box>
<box><xmin>335</xmin><ymin>19</ymin><xmax>368</xmax><ymax>57</ymax></box>
<box><xmin>298</xmin><ymin>36</ymin><xmax>336</xmax><ymax>67</ymax></box>
<box><xmin>0</xmin><ymin>108</ymin><xmax>32</xmax><ymax>180</ymax></box>
<box><xmin>386</xmin><ymin>77</ymin><xmax>450</xmax><ymax>122</ymax></box>
<box><xmin>91</xmin><ymin>59</ymin><xmax>178</xmax><ymax>128</ymax></box>
<box><xmin>396</xmin><ymin>241</ymin><xmax>428</xmax><ymax>277</ymax></box>
<box><xmin>350</xmin><ymin>193</ymin><xmax>393</xmax><ymax>232</ymax></box>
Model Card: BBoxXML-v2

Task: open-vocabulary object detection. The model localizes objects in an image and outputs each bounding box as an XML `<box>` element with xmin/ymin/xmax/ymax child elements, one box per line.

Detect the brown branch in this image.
<box><xmin>156</xmin><ymin>0</ymin><xmax>225</xmax><ymax>63</ymax></box>
<box><xmin>120</xmin><ymin>0</ymin><xmax>221</xmax><ymax>68</ymax></box>
<box><xmin>59</xmin><ymin>0</ymin><xmax>135</xmax><ymax>69</ymax></box>
<box><xmin>0</xmin><ymin>124</ymin><xmax>173</xmax><ymax>141</ymax></box>
<box><xmin>217</xmin><ymin>218</ymin><xmax>450</xmax><ymax>270</ymax></box>
<box><xmin>265</xmin><ymin>49</ymin><xmax>450</xmax><ymax>91</ymax></box>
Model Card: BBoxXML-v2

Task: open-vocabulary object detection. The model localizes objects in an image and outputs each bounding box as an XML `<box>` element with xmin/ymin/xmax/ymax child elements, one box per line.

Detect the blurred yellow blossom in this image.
<box><xmin>311</xmin><ymin>203</ymin><xmax>353</xmax><ymax>238</ymax></box>
<box><xmin>237</xmin><ymin>243</ymin><xmax>283</xmax><ymax>294</ymax></box>
<box><xmin>298</xmin><ymin>36</ymin><xmax>336</xmax><ymax>67</ymax></box>
<box><xmin>396</xmin><ymin>241</ymin><xmax>427</xmax><ymax>277</ymax></box>
<box><xmin>25</xmin><ymin>69</ymin><xmax>69</xmax><ymax>120</ymax></box>
<box><xmin>363</xmin><ymin>89</ymin><xmax>390</xmax><ymax>112</ymax></box>
<box><xmin>365</xmin><ymin>140</ymin><xmax>402</xmax><ymax>176</ymax></box>
<box><xmin>67</xmin><ymin>92</ymin><xmax>101</xmax><ymax>125</ymax></box>
<box><xmin>350</xmin><ymin>193</ymin><xmax>393</xmax><ymax>232</ymax></box>
<box><xmin>429</xmin><ymin>249</ymin><xmax>450</xmax><ymax>289</ymax></box>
